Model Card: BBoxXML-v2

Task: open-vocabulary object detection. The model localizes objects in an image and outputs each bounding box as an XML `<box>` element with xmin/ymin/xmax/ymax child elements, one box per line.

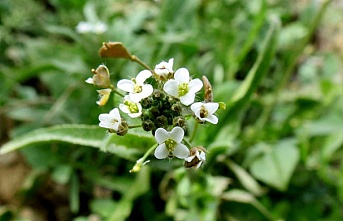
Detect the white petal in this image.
<box><xmin>155</xmin><ymin>128</ymin><xmax>169</xmax><ymax>144</ymax></box>
<box><xmin>128</xmin><ymin>112</ymin><xmax>142</xmax><ymax>118</ymax></box>
<box><xmin>188</xmin><ymin>79</ymin><xmax>203</xmax><ymax>94</ymax></box>
<box><xmin>196</xmin><ymin>161</ymin><xmax>203</xmax><ymax>169</ymax></box>
<box><xmin>141</xmin><ymin>84</ymin><xmax>153</xmax><ymax>98</ymax></box>
<box><xmin>168</xmin><ymin>58</ymin><xmax>174</xmax><ymax>69</ymax></box>
<box><xmin>99</xmin><ymin>113</ymin><xmax>111</xmax><ymax>123</ymax></box>
<box><xmin>117</xmin><ymin>79</ymin><xmax>134</xmax><ymax>93</ymax></box>
<box><xmin>136</xmin><ymin>70</ymin><xmax>152</xmax><ymax>84</ymax></box>
<box><xmin>119</xmin><ymin>104</ymin><xmax>130</xmax><ymax>114</ymax></box>
<box><xmin>191</xmin><ymin>102</ymin><xmax>203</xmax><ymax>113</ymax></box>
<box><xmin>85</xmin><ymin>78</ymin><xmax>94</xmax><ymax>84</ymax></box>
<box><xmin>173</xmin><ymin>144</ymin><xmax>190</xmax><ymax>159</ymax></box>
<box><xmin>129</xmin><ymin>93</ymin><xmax>142</xmax><ymax>103</ymax></box>
<box><xmin>180</xmin><ymin>92</ymin><xmax>195</xmax><ymax>106</ymax></box>
<box><xmin>205</xmin><ymin>103</ymin><xmax>219</xmax><ymax>114</ymax></box>
<box><xmin>169</xmin><ymin>126</ymin><xmax>184</xmax><ymax>143</ymax></box>
<box><xmin>185</xmin><ymin>155</ymin><xmax>195</xmax><ymax>162</ymax></box>
<box><xmin>154</xmin><ymin>144</ymin><xmax>169</xmax><ymax>159</ymax></box>
<box><xmin>199</xmin><ymin>151</ymin><xmax>206</xmax><ymax>161</ymax></box>
<box><xmin>163</xmin><ymin>80</ymin><xmax>179</xmax><ymax>97</ymax></box>
<box><xmin>205</xmin><ymin>115</ymin><xmax>218</xmax><ymax>124</ymax></box>
<box><xmin>109</xmin><ymin>108</ymin><xmax>120</xmax><ymax>119</ymax></box>
<box><xmin>174</xmin><ymin>68</ymin><xmax>190</xmax><ymax>83</ymax></box>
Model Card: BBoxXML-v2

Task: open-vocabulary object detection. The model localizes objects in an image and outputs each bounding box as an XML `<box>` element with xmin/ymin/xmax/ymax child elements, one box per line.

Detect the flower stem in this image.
<box><xmin>128</xmin><ymin>124</ymin><xmax>142</xmax><ymax>129</ymax></box>
<box><xmin>130</xmin><ymin>143</ymin><xmax>158</xmax><ymax>173</ymax></box>
<box><xmin>189</xmin><ymin>121</ymin><xmax>199</xmax><ymax>143</ymax></box>
<box><xmin>182</xmin><ymin>138</ymin><xmax>192</xmax><ymax>148</ymax></box>
<box><xmin>131</xmin><ymin>55</ymin><xmax>154</xmax><ymax>72</ymax></box>
<box><xmin>111</xmin><ymin>87</ymin><xmax>125</xmax><ymax>97</ymax></box>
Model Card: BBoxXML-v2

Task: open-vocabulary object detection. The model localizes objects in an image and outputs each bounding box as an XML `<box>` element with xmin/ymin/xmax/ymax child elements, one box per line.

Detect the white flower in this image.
<box><xmin>191</xmin><ymin>102</ymin><xmax>219</xmax><ymax>124</ymax></box>
<box><xmin>96</xmin><ymin>88</ymin><xmax>111</xmax><ymax>106</ymax></box>
<box><xmin>117</xmin><ymin>70</ymin><xmax>153</xmax><ymax>103</ymax></box>
<box><xmin>119</xmin><ymin>95</ymin><xmax>142</xmax><ymax>118</ymax></box>
<box><xmin>154</xmin><ymin>127</ymin><xmax>189</xmax><ymax>159</ymax></box>
<box><xmin>76</xmin><ymin>21</ymin><xmax>107</xmax><ymax>34</ymax></box>
<box><xmin>154</xmin><ymin>58</ymin><xmax>174</xmax><ymax>79</ymax></box>
<box><xmin>163</xmin><ymin>68</ymin><xmax>203</xmax><ymax>106</ymax></box>
<box><xmin>98</xmin><ymin>108</ymin><xmax>121</xmax><ymax>131</ymax></box>
<box><xmin>184</xmin><ymin>146</ymin><xmax>206</xmax><ymax>169</ymax></box>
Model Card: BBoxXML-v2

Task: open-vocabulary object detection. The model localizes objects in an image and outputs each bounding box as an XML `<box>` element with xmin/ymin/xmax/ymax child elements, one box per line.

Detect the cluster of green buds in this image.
<box><xmin>86</xmin><ymin>42</ymin><xmax>224</xmax><ymax>172</ymax></box>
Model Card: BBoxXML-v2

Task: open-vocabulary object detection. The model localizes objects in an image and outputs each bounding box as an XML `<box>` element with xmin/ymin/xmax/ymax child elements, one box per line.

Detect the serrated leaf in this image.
<box><xmin>99</xmin><ymin>42</ymin><xmax>132</xmax><ymax>60</ymax></box>
<box><xmin>250</xmin><ymin>139</ymin><xmax>300</xmax><ymax>191</ymax></box>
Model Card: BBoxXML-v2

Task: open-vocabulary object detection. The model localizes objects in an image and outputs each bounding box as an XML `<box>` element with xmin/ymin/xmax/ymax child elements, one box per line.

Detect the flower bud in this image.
<box><xmin>173</xmin><ymin>116</ymin><xmax>186</xmax><ymax>128</ymax></box>
<box><xmin>156</xmin><ymin>115</ymin><xmax>168</xmax><ymax>128</ymax></box>
<box><xmin>142</xmin><ymin>120</ymin><xmax>155</xmax><ymax>131</ymax></box>
<box><xmin>87</xmin><ymin>65</ymin><xmax>112</xmax><ymax>88</ymax></box>
<box><xmin>184</xmin><ymin>146</ymin><xmax>206</xmax><ymax>169</ymax></box>
<box><xmin>171</xmin><ymin>103</ymin><xmax>182</xmax><ymax>114</ymax></box>
<box><xmin>96</xmin><ymin>88</ymin><xmax>111</xmax><ymax>106</ymax></box>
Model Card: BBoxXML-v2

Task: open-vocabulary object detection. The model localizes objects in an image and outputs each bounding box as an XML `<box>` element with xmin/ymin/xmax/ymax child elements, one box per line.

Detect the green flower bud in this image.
<box><xmin>156</xmin><ymin>115</ymin><xmax>168</xmax><ymax>128</ymax></box>
<box><xmin>142</xmin><ymin>120</ymin><xmax>155</xmax><ymax>131</ymax></box>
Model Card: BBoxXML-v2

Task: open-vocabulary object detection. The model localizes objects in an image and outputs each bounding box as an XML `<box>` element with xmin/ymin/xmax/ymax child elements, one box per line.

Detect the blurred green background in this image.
<box><xmin>1</xmin><ymin>0</ymin><xmax>343</xmax><ymax>220</ymax></box>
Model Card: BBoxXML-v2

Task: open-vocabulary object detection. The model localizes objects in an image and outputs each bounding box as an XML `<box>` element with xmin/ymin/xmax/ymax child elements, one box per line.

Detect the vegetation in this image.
<box><xmin>1</xmin><ymin>0</ymin><xmax>342</xmax><ymax>220</ymax></box>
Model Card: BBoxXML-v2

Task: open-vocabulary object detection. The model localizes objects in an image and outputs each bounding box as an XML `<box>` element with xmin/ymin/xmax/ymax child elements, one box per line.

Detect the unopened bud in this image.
<box><xmin>87</xmin><ymin>65</ymin><xmax>111</xmax><ymax>88</ymax></box>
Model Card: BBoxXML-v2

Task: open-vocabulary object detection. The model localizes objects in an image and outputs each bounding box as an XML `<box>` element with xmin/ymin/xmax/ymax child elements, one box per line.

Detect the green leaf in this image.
<box><xmin>226</xmin><ymin>159</ymin><xmax>265</xmax><ymax>196</ymax></box>
<box><xmin>221</xmin><ymin>189</ymin><xmax>274</xmax><ymax>221</ymax></box>
<box><xmin>0</xmin><ymin>125</ymin><xmax>105</xmax><ymax>155</ymax></box>
<box><xmin>250</xmin><ymin>139</ymin><xmax>300</xmax><ymax>191</ymax></box>
<box><xmin>0</xmin><ymin>125</ymin><xmax>156</xmax><ymax>158</ymax></box>
<box><xmin>210</xmin><ymin>17</ymin><xmax>280</xmax><ymax>139</ymax></box>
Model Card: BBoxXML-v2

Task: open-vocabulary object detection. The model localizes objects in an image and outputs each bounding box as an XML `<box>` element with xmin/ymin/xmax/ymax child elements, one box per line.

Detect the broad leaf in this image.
<box><xmin>250</xmin><ymin>139</ymin><xmax>299</xmax><ymax>191</ymax></box>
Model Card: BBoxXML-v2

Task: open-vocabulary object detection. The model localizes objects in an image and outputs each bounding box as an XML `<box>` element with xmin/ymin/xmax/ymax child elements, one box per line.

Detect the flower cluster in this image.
<box><xmin>86</xmin><ymin>58</ymin><xmax>222</xmax><ymax>172</ymax></box>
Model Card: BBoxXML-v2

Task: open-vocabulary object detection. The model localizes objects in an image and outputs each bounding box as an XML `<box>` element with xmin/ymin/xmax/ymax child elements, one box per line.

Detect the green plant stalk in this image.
<box><xmin>129</xmin><ymin>143</ymin><xmax>157</xmax><ymax>173</ymax></box>
<box><xmin>255</xmin><ymin>0</ymin><xmax>331</xmax><ymax>131</ymax></box>
<box><xmin>131</xmin><ymin>55</ymin><xmax>154</xmax><ymax>73</ymax></box>
<box><xmin>189</xmin><ymin>121</ymin><xmax>199</xmax><ymax>143</ymax></box>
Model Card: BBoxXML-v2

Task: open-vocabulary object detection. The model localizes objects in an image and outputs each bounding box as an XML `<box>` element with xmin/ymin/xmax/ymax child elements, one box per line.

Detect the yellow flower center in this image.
<box><xmin>165</xmin><ymin>139</ymin><xmax>176</xmax><ymax>152</ymax></box>
<box><xmin>124</xmin><ymin>101</ymin><xmax>139</xmax><ymax>113</ymax></box>
<box><xmin>178</xmin><ymin>83</ymin><xmax>189</xmax><ymax>96</ymax></box>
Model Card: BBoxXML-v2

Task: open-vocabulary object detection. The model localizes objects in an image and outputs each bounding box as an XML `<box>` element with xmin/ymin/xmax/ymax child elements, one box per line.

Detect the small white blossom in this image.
<box><xmin>119</xmin><ymin>95</ymin><xmax>142</xmax><ymax>118</ymax></box>
<box><xmin>184</xmin><ymin>146</ymin><xmax>206</xmax><ymax>169</ymax></box>
<box><xmin>96</xmin><ymin>88</ymin><xmax>111</xmax><ymax>106</ymax></box>
<box><xmin>117</xmin><ymin>70</ymin><xmax>153</xmax><ymax>103</ymax></box>
<box><xmin>191</xmin><ymin>102</ymin><xmax>219</xmax><ymax>124</ymax></box>
<box><xmin>163</xmin><ymin>68</ymin><xmax>203</xmax><ymax>106</ymax></box>
<box><xmin>98</xmin><ymin>108</ymin><xmax>121</xmax><ymax>131</ymax></box>
<box><xmin>76</xmin><ymin>21</ymin><xmax>107</xmax><ymax>34</ymax></box>
<box><xmin>154</xmin><ymin>58</ymin><xmax>174</xmax><ymax>79</ymax></box>
<box><xmin>154</xmin><ymin>126</ymin><xmax>189</xmax><ymax>159</ymax></box>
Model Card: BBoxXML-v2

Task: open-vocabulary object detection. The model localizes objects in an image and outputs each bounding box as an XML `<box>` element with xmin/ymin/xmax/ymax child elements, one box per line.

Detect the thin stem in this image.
<box><xmin>131</xmin><ymin>55</ymin><xmax>154</xmax><ymax>72</ymax></box>
<box><xmin>189</xmin><ymin>121</ymin><xmax>199</xmax><ymax>143</ymax></box>
<box><xmin>111</xmin><ymin>88</ymin><xmax>125</xmax><ymax>97</ymax></box>
<box><xmin>130</xmin><ymin>143</ymin><xmax>158</xmax><ymax>173</ymax></box>
<box><xmin>128</xmin><ymin>124</ymin><xmax>142</xmax><ymax>129</ymax></box>
<box><xmin>182</xmin><ymin>138</ymin><xmax>192</xmax><ymax>148</ymax></box>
